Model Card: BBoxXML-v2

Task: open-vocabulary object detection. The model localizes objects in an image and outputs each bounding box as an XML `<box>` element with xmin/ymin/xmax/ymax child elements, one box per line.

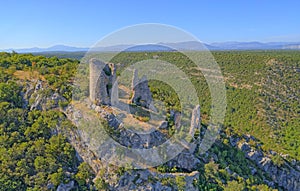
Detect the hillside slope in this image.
<box><xmin>0</xmin><ymin>51</ymin><xmax>299</xmax><ymax>190</ymax></box>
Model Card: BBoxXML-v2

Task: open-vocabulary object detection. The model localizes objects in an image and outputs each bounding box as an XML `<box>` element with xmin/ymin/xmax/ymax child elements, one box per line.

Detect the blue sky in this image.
<box><xmin>1</xmin><ymin>0</ymin><xmax>299</xmax><ymax>49</ymax></box>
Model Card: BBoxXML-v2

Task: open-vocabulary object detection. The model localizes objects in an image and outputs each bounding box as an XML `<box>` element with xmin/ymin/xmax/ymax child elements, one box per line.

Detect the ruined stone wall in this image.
<box><xmin>89</xmin><ymin>59</ymin><xmax>118</xmax><ymax>105</ymax></box>
<box><xmin>89</xmin><ymin>59</ymin><xmax>102</xmax><ymax>103</ymax></box>
<box><xmin>130</xmin><ymin>69</ymin><xmax>154</xmax><ymax>109</ymax></box>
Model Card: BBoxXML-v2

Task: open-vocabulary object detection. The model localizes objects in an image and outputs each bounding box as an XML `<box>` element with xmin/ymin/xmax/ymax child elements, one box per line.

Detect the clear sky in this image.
<box><xmin>1</xmin><ymin>0</ymin><xmax>299</xmax><ymax>49</ymax></box>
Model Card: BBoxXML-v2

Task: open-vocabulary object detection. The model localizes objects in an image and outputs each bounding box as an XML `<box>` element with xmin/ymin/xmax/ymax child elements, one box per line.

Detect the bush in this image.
<box><xmin>94</xmin><ymin>177</ymin><xmax>108</xmax><ymax>190</ymax></box>
<box><xmin>175</xmin><ymin>176</ymin><xmax>186</xmax><ymax>191</ymax></box>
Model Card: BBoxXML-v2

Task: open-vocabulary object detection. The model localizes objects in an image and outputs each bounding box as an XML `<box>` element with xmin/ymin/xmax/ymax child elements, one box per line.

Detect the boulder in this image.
<box><xmin>246</xmin><ymin>150</ymin><xmax>263</xmax><ymax>161</ymax></box>
<box><xmin>238</xmin><ymin>142</ymin><xmax>251</xmax><ymax>152</ymax></box>
<box><xmin>159</xmin><ymin>121</ymin><xmax>168</xmax><ymax>129</ymax></box>
<box><xmin>167</xmin><ymin>152</ymin><xmax>200</xmax><ymax>171</ymax></box>
<box><xmin>56</xmin><ymin>181</ymin><xmax>74</xmax><ymax>191</ymax></box>
<box><xmin>229</xmin><ymin>136</ymin><xmax>240</xmax><ymax>147</ymax></box>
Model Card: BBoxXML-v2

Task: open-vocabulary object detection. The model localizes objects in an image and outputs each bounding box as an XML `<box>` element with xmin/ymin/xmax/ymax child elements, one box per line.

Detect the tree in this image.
<box><xmin>0</xmin><ymin>81</ymin><xmax>22</xmax><ymax>107</ymax></box>
<box><xmin>75</xmin><ymin>162</ymin><xmax>94</xmax><ymax>188</ymax></box>
<box><xmin>204</xmin><ymin>160</ymin><xmax>219</xmax><ymax>179</ymax></box>
<box><xmin>49</xmin><ymin>168</ymin><xmax>64</xmax><ymax>187</ymax></box>
<box><xmin>224</xmin><ymin>180</ymin><xmax>245</xmax><ymax>191</ymax></box>
<box><xmin>94</xmin><ymin>177</ymin><xmax>108</xmax><ymax>190</ymax></box>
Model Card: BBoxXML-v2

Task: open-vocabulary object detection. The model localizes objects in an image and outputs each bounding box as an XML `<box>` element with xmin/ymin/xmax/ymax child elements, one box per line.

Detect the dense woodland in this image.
<box><xmin>0</xmin><ymin>50</ymin><xmax>299</xmax><ymax>190</ymax></box>
<box><xmin>0</xmin><ymin>53</ymin><xmax>96</xmax><ymax>190</ymax></box>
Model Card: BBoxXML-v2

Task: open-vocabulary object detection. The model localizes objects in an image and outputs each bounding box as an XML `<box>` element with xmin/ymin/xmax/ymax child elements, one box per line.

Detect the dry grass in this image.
<box><xmin>13</xmin><ymin>70</ymin><xmax>45</xmax><ymax>81</ymax></box>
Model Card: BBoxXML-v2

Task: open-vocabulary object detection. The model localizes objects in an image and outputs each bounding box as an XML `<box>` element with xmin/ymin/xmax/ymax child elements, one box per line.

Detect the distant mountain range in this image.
<box><xmin>2</xmin><ymin>41</ymin><xmax>300</xmax><ymax>53</ymax></box>
<box><xmin>2</xmin><ymin>45</ymin><xmax>88</xmax><ymax>53</ymax></box>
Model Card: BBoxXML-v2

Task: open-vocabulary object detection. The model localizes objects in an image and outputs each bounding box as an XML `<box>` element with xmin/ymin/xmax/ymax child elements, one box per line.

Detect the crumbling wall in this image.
<box><xmin>130</xmin><ymin>69</ymin><xmax>154</xmax><ymax>109</ymax></box>
<box><xmin>89</xmin><ymin>59</ymin><xmax>118</xmax><ymax>105</ymax></box>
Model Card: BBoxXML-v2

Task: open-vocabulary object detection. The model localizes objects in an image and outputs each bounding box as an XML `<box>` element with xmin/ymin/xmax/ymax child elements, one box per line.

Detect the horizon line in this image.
<box><xmin>2</xmin><ymin>40</ymin><xmax>300</xmax><ymax>51</ymax></box>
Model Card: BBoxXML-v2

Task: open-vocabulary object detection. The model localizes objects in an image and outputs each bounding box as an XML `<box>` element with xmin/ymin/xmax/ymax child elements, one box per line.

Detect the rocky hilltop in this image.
<box><xmin>10</xmin><ymin>53</ymin><xmax>299</xmax><ymax>190</ymax></box>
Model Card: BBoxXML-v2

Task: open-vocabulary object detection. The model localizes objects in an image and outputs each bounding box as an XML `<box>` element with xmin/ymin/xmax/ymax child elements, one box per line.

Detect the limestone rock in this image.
<box><xmin>243</xmin><ymin>134</ymin><xmax>256</xmax><ymax>142</ymax></box>
<box><xmin>167</xmin><ymin>152</ymin><xmax>200</xmax><ymax>171</ymax></box>
<box><xmin>249</xmin><ymin>166</ymin><xmax>257</xmax><ymax>175</ymax></box>
<box><xmin>229</xmin><ymin>136</ymin><xmax>240</xmax><ymax>147</ymax></box>
<box><xmin>115</xmin><ymin>170</ymin><xmax>199</xmax><ymax>191</ymax></box>
<box><xmin>30</xmin><ymin>93</ymin><xmax>43</xmax><ymax>110</ymax></box>
<box><xmin>173</xmin><ymin>111</ymin><xmax>181</xmax><ymax>130</ymax></box>
<box><xmin>35</xmin><ymin>80</ymin><xmax>43</xmax><ymax>91</ymax></box>
<box><xmin>159</xmin><ymin>121</ymin><xmax>168</xmax><ymax>129</ymax></box>
<box><xmin>234</xmin><ymin>134</ymin><xmax>300</xmax><ymax>191</ymax></box>
<box><xmin>47</xmin><ymin>92</ymin><xmax>67</xmax><ymax>109</ymax></box>
<box><xmin>238</xmin><ymin>142</ymin><xmax>251</xmax><ymax>152</ymax></box>
<box><xmin>56</xmin><ymin>181</ymin><xmax>74</xmax><ymax>191</ymax></box>
<box><xmin>246</xmin><ymin>150</ymin><xmax>263</xmax><ymax>161</ymax></box>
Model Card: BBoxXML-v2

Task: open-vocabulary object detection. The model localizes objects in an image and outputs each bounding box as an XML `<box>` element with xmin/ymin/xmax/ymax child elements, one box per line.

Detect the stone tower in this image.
<box><xmin>190</xmin><ymin>105</ymin><xmax>201</xmax><ymax>137</ymax></box>
<box><xmin>89</xmin><ymin>59</ymin><xmax>118</xmax><ymax>105</ymax></box>
<box><xmin>130</xmin><ymin>69</ymin><xmax>154</xmax><ymax>109</ymax></box>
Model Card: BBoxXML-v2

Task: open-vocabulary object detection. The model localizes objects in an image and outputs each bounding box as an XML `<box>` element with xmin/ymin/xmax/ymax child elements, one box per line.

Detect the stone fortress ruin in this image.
<box><xmin>89</xmin><ymin>59</ymin><xmax>118</xmax><ymax>106</ymax></box>
<box><xmin>89</xmin><ymin>58</ymin><xmax>155</xmax><ymax>110</ymax></box>
<box><xmin>88</xmin><ymin>58</ymin><xmax>202</xmax><ymax>170</ymax></box>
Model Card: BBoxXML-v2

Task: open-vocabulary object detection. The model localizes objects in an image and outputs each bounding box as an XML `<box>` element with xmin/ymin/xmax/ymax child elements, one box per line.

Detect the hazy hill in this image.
<box><xmin>2</xmin><ymin>41</ymin><xmax>300</xmax><ymax>53</ymax></box>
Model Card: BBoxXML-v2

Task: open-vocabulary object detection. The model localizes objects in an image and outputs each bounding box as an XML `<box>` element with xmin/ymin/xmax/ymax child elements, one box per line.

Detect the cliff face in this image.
<box><xmin>62</xmin><ymin>102</ymin><xmax>201</xmax><ymax>191</ymax></box>
<box><xmin>230</xmin><ymin>136</ymin><xmax>300</xmax><ymax>191</ymax></box>
<box><xmin>113</xmin><ymin>170</ymin><xmax>199</xmax><ymax>191</ymax></box>
<box><xmin>22</xmin><ymin>79</ymin><xmax>67</xmax><ymax>111</ymax></box>
<box><xmin>63</xmin><ymin>97</ymin><xmax>300</xmax><ymax>190</ymax></box>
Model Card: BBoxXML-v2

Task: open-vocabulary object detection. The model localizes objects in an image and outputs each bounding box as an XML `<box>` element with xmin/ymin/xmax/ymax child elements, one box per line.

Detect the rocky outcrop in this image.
<box><xmin>56</xmin><ymin>181</ymin><xmax>75</xmax><ymax>191</ymax></box>
<box><xmin>22</xmin><ymin>79</ymin><xmax>67</xmax><ymax>111</ymax></box>
<box><xmin>63</xmin><ymin>102</ymin><xmax>202</xmax><ymax>190</ymax></box>
<box><xmin>91</xmin><ymin>104</ymin><xmax>167</xmax><ymax>149</ymax></box>
<box><xmin>22</xmin><ymin>80</ymin><xmax>41</xmax><ymax>108</ymax></box>
<box><xmin>114</xmin><ymin>170</ymin><xmax>199</xmax><ymax>191</ymax></box>
<box><xmin>163</xmin><ymin>105</ymin><xmax>201</xmax><ymax>171</ymax></box>
<box><xmin>130</xmin><ymin>69</ymin><xmax>154</xmax><ymax>110</ymax></box>
<box><xmin>231</xmin><ymin>136</ymin><xmax>300</xmax><ymax>191</ymax></box>
<box><xmin>229</xmin><ymin>136</ymin><xmax>240</xmax><ymax>147</ymax></box>
<box><xmin>63</xmin><ymin>105</ymin><xmax>105</xmax><ymax>173</ymax></box>
<box><xmin>65</xmin><ymin>65</ymin><xmax>205</xmax><ymax>189</ymax></box>
<box><xmin>256</xmin><ymin>156</ymin><xmax>300</xmax><ymax>190</ymax></box>
<box><xmin>29</xmin><ymin>92</ymin><xmax>66</xmax><ymax>111</ymax></box>
<box><xmin>167</xmin><ymin>152</ymin><xmax>200</xmax><ymax>171</ymax></box>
